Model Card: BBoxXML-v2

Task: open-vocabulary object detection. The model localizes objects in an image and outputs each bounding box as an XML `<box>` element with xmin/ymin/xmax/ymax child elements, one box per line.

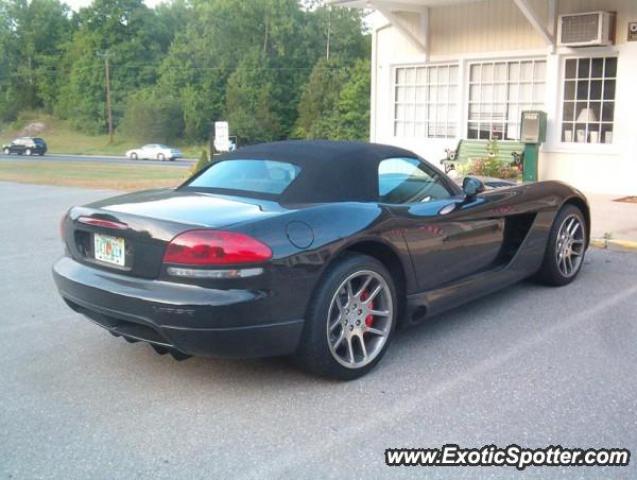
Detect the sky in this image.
<box><xmin>62</xmin><ymin>0</ymin><xmax>166</xmax><ymax>10</ymax></box>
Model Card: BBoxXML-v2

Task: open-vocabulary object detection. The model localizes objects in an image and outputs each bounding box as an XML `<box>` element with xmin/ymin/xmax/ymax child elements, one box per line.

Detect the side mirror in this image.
<box><xmin>462</xmin><ymin>176</ymin><xmax>486</xmax><ymax>200</ymax></box>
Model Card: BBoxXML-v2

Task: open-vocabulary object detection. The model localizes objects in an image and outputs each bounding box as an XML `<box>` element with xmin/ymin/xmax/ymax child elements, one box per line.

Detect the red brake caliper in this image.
<box><xmin>360</xmin><ymin>290</ymin><xmax>374</xmax><ymax>327</ymax></box>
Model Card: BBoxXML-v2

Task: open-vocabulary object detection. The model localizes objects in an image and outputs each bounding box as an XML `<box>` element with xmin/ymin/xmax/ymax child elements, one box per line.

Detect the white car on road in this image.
<box><xmin>125</xmin><ymin>144</ymin><xmax>182</xmax><ymax>161</ymax></box>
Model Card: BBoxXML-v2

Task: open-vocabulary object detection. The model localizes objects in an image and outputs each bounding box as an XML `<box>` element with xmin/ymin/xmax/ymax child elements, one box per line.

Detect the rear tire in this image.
<box><xmin>2</xmin><ymin>148</ymin><xmax>9</xmax><ymax>155</ymax></box>
<box><xmin>25</xmin><ymin>148</ymin><xmax>32</xmax><ymax>156</ymax></box>
<box><xmin>157</xmin><ymin>153</ymin><xmax>165</xmax><ymax>161</ymax></box>
<box><xmin>294</xmin><ymin>254</ymin><xmax>397</xmax><ymax>380</ymax></box>
<box><xmin>131</xmin><ymin>152</ymin><xmax>138</xmax><ymax>160</ymax></box>
<box><xmin>535</xmin><ymin>204</ymin><xmax>587</xmax><ymax>286</ymax></box>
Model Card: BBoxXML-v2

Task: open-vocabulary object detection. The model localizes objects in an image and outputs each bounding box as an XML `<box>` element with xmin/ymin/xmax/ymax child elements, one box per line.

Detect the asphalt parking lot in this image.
<box><xmin>1</xmin><ymin>181</ymin><xmax>636</xmax><ymax>480</ymax></box>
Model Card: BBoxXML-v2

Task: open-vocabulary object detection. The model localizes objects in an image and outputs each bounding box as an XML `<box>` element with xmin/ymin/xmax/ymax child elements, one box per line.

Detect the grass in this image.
<box><xmin>0</xmin><ymin>160</ymin><xmax>190</xmax><ymax>190</ymax></box>
<box><xmin>0</xmin><ymin>112</ymin><xmax>207</xmax><ymax>158</ymax></box>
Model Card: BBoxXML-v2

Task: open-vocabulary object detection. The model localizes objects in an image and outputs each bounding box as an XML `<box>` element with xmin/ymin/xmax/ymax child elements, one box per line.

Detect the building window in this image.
<box><xmin>467</xmin><ymin>59</ymin><xmax>546</xmax><ymax>140</ymax></box>
<box><xmin>394</xmin><ymin>64</ymin><xmax>459</xmax><ymax>139</ymax></box>
<box><xmin>561</xmin><ymin>57</ymin><xmax>616</xmax><ymax>144</ymax></box>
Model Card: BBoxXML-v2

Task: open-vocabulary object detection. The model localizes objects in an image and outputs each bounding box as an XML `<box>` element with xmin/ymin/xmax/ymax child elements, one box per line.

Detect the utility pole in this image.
<box><xmin>326</xmin><ymin>6</ymin><xmax>331</xmax><ymax>60</ymax></box>
<box><xmin>97</xmin><ymin>51</ymin><xmax>114</xmax><ymax>144</ymax></box>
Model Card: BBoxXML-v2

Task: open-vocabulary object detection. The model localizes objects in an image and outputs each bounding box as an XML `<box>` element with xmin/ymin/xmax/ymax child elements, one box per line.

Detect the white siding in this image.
<box><xmin>429</xmin><ymin>0</ymin><xmax>547</xmax><ymax>55</ymax></box>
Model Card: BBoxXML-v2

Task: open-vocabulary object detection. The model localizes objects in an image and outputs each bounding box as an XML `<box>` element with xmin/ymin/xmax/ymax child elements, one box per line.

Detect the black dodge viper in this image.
<box><xmin>53</xmin><ymin>141</ymin><xmax>589</xmax><ymax>379</ymax></box>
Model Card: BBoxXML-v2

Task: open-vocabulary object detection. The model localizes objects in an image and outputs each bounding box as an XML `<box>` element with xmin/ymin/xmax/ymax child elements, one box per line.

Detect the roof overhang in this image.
<box><xmin>331</xmin><ymin>0</ymin><xmax>556</xmax><ymax>56</ymax></box>
<box><xmin>330</xmin><ymin>0</ymin><xmax>482</xmax><ymax>8</ymax></box>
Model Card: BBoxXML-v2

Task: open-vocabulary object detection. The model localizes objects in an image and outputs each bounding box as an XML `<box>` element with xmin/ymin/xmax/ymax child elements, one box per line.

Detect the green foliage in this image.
<box><xmin>457</xmin><ymin>139</ymin><xmax>521</xmax><ymax>180</ymax></box>
<box><xmin>1</xmin><ymin>0</ymin><xmax>371</xmax><ymax>145</ymax></box>
<box><xmin>294</xmin><ymin>58</ymin><xmax>348</xmax><ymax>139</ymax></box>
<box><xmin>191</xmin><ymin>149</ymin><xmax>210</xmax><ymax>175</ymax></box>
<box><xmin>485</xmin><ymin>138</ymin><xmax>500</xmax><ymax>158</ymax></box>
<box><xmin>0</xmin><ymin>0</ymin><xmax>73</xmax><ymax>121</ymax></box>
<box><xmin>119</xmin><ymin>90</ymin><xmax>184</xmax><ymax>143</ymax></box>
<box><xmin>225</xmin><ymin>50</ymin><xmax>282</xmax><ymax>144</ymax></box>
<box><xmin>329</xmin><ymin>59</ymin><xmax>370</xmax><ymax>140</ymax></box>
<box><xmin>294</xmin><ymin>58</ymin><xmax>370</xmax><ymax>140</ymax></box>
<box><xmin>55</xmin><ymin>0</ymin><xmax>176</xmax><ymax>133</ymax></box>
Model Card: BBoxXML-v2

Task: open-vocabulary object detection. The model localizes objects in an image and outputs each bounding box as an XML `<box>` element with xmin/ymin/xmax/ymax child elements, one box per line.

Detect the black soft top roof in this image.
<box><xmin>210</xmin><ymin>140</ymin><xmax>420</xmax><ymax>203</ymax></box>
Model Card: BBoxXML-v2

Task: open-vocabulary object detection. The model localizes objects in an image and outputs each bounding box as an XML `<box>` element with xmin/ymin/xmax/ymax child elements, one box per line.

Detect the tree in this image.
<box><xmin>119</xmin><ymin>89</ymin><xmax>184</xmax><ymax>143</ymax></box>
<box><xmin>55</xmin><ymin>0</ymin><xmax>177</xmax><ymax>133</ymax></box>
<box><xmin>224</xmin><ymin>49</ymin><xmax>282</xmax><ymax>144</ymax></box>
<box><xmin>294</xmin><ymin>58</ymin><xmax>348</xmax><ymax>139</ymax></box>
<box><xmin>0</xmin><ymin>0</ymin><xmax>73</xmax><ymax>121</ymax></box>
<box><xmin>304</xmin><ymin>3</ymin><xmax>370</xmax><ymax>64</ymax></box>
<box><xmin>329</xmin><ymin>59</ymin><xmax>370</xmax><ymax>140</ymax></box>
<box><xmin>191</xmin><ymin>149</ymin><xmax>210</xmax><ymax>174</ymax></box>
<box><xmin>1</xmin><ymin>0</ymin><xmax>372</xmax><ymax>145</ymax></box>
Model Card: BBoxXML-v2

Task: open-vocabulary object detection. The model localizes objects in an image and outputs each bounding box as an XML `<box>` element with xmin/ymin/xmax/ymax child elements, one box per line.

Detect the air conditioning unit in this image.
<box><xmin>558</xmin><ymin>11</ymin><xmax>615</xmax><ymax>47</ymax></box>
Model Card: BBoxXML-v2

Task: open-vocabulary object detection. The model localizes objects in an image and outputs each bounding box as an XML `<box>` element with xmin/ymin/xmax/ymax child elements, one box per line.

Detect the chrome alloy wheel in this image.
<box><xmin>326</xmin><ymin>270</ymin><xmax>393</xmax><ymax>369</ymax></box>
<box><xmin>555</xmin><ymin>214</ymin><xmax>585</xmax><ymax>278</ymax></box>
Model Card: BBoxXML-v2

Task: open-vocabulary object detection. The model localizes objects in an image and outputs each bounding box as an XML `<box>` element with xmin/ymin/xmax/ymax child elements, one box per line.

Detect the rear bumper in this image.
<box><xmin>52</xmin><ymin>256</ymin><xmax>304</xmax><ymax>358</ymax></box>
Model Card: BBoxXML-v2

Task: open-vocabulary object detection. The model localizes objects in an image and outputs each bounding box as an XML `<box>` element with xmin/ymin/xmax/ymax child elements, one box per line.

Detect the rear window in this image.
<box><xmin>187</xmin><ymin>159</ymin><xmax>301</xmax><ymax>195</ymax></box>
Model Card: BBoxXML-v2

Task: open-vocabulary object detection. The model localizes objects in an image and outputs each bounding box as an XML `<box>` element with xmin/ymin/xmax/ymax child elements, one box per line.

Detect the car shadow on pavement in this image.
<box><xmin>77</xmin><ymin>256</ymin><xmax>604</xmax><ymax>396</ymax></box>
<box><xmin>88</xmin><ymin>275</ymin><xmax>576</xmax><ymax>393</ymax></box>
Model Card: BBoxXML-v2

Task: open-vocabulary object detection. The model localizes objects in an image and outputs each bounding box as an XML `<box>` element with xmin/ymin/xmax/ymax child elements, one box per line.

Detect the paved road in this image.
<box><xmin>0</xmin><ymin>152</ymin><xmax>195</xmax><ymax>167</ymax></box>
<box><xmin>1</xmin><ymin>182</ymin><xmax>636</xmax><ymax>480</ymax></box>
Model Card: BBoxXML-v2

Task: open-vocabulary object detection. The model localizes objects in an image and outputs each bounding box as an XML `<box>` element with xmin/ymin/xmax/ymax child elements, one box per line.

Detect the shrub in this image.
<box><xmin>457</xmin><ymin>139</ymin><xmax>521</xmax><ymax>180</ymax></box>
<box><xmin>120</xmin><ymin>90</ymin><xmax>184</xmax><ymax>143</ymax></box>
<box><xmin>191</xmin><ymin>149</ymin><xmax>210</xmax><ymax>175</ymax></box>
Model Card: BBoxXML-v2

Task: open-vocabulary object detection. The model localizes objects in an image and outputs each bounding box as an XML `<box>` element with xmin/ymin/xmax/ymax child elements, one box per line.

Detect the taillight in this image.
<box><xmin>163</xmin><ymin>230</ymin><xmax>272</xmax><ymax>266</ymax></box>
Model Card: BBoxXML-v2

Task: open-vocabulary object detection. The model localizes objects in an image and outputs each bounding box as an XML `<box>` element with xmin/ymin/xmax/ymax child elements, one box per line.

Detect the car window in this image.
<box><xmin>186</xmin><ymin>159</ymin><xmax>301</xmax><ymax>195</ymax></box>
<box><xmin>378</xmin><ymin>157</ymin><xmax>452</xmax><ymax>204</ymax></box>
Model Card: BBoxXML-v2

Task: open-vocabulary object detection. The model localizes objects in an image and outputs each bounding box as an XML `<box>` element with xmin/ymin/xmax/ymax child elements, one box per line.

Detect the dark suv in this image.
<box><xmin>2</xmin><ymin>137</ymin><xmax>47</xmax><ymax>156</ymax></box>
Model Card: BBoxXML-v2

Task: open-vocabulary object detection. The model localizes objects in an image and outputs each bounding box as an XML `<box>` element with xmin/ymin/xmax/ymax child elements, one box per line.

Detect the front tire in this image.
<box><xmin>130</xmin><ymin>152</ymin><xmax>138</xmax><ymax>160</ymax></box>
<box><xmin>157</xmin><ymin>153</ymin><xmax>165</xmax><ymax>161</ymax></box>
<box><xmin>2</xmin><ymin>148</ymin><xmax>9</xmax><ymax>155</ymax></box>
<box><xmin>294</xmin><ymin>254</ymin><xmax>397</xmax><ymax>380</ymax></box>
<box><xmin>536</xmin><ymin>204</ymin><xmax>587</xmax><ymax>286</ymax></box>
<box><xmin>25</xmin><ymin>148</ymin><xmax>32</xmax><ymax>156</ymax></box>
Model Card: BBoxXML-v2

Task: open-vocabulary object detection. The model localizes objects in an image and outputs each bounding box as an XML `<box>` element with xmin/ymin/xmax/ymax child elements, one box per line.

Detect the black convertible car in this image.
<box><xmin>53</xmin><ymin>141</ymin><xmax>589</xmax><ymax>379</ymax></box>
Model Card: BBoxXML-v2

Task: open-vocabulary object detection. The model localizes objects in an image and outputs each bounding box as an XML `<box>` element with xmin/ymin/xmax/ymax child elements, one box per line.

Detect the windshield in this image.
<box><xmin>186</xmin><ymin>159</ymin><xmax>301</xmax><ymax>195</ymax></box>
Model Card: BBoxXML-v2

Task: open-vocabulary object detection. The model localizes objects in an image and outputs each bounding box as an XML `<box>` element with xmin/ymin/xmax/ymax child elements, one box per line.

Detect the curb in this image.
<box><xmin>590</xmin><ymin>238</ymin><xmax>637</xmax><ymax>252</ymax></box>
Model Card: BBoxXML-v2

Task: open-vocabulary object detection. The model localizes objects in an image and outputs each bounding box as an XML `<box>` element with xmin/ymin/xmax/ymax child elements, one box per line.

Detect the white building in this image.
<box><xmin>333</xmin><ymin>0</ymin><xmax>637</xmax><ymax>195</ymax></box>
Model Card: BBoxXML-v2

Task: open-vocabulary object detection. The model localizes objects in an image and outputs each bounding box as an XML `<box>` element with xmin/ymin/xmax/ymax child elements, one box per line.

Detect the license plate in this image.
<box><xmin>94</xmin><ymin>234</ymin><xmax>126</xmax><ymax>266</ymax></box>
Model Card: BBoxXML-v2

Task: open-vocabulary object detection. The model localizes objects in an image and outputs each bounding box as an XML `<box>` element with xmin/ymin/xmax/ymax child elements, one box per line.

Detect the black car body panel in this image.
<box><xmin>52</xmin><ymin>140</ymin><xmax>589</xmax><ymax>359</ymax></box>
